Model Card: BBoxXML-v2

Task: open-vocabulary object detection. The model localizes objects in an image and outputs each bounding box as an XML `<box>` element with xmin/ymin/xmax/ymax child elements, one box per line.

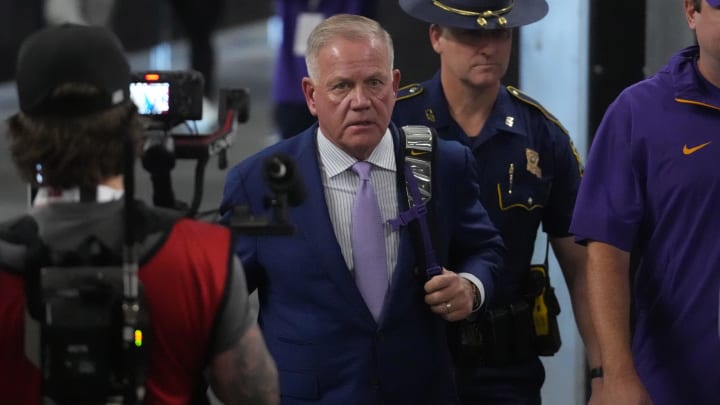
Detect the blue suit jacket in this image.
<box><xmin>219</xmin><ymin>123</ymin><xmax>504</xmax><ymax>404</ymax></box>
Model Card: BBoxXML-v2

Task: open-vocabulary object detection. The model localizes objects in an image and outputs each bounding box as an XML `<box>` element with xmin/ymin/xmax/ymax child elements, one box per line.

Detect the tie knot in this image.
<box><xmin>352</xmin><ymin>161</ymin><xmax>372</xmax><ymax>181</ymax></box>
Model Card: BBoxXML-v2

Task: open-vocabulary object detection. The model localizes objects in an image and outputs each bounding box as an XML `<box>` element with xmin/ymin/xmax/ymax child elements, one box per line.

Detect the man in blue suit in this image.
<box><xmin>219</xmin><ymin>14</ymin><xmax>504</xmax><ymax>404</ymax></box>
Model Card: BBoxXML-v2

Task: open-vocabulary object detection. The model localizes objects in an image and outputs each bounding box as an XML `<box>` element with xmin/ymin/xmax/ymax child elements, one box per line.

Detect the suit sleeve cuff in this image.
<box><xmin>458</xmin><ymin>272</ymin><xmax>485</xmax><ymax>310</ymax></box>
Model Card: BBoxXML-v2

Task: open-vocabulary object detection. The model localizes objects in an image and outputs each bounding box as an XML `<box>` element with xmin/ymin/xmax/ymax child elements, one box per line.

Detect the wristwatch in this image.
<box><xmin>470</xmin><ymin>283</ymin><xmax>482</xmax><ymax>312</ymax></box>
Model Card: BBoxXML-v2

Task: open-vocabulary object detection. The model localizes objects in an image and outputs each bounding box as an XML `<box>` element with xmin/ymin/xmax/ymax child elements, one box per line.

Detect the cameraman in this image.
<box><xmin>0</xmin><ymin>24</ymin><xmax>279</xmax><ymax>405</ymax></box>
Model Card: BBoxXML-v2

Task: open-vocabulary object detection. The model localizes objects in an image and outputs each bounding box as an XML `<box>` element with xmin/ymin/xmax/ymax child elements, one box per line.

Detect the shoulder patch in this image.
<box><xmin>396</xmin><ymin>83</ymin><xmax>424</xmax><ymax>101</ymax></box>
<box><xmin>506</xmin><ymin>85</ymin><xmax>568</xmax><ymax>135</ymax></box>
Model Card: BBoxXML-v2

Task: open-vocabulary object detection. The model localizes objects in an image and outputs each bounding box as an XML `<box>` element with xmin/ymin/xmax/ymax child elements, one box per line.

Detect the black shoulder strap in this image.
<box><xmin>527</xmin><ymin>237</ymin><xmax>553</xmax><ymax>303</ymax></box>
<box><xmin>0</xmin><ymin>215</ymin><xmax>50</xmax><ymax>276</ymax></box>
<box><xmin>389</xmin><ymin>125</ymin><xmax>441</xmax><ymax>279</ymax></box>
<box><xmin>132</xmin><ymin>201</ymin><xmax>180</xmax><ymax>244</ymax></box>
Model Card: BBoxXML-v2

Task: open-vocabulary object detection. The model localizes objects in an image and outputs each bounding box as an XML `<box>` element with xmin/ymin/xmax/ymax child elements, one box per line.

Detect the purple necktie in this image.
<box><xmin>351</xmin><ymin>161</ymin><xmax>388</xmax><ymax>321</ymax></box>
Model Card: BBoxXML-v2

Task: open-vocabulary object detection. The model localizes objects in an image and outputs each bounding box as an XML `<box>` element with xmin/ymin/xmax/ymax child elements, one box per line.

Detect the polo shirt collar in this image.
<box><xmin>671</xmin><ymin>45</ymin><xmax>720</xmax><ymax>109</ymax></box>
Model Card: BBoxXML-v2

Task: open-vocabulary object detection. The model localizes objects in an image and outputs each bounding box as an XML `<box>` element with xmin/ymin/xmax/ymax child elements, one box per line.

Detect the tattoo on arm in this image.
<box><xmin>209</xmin><ymin>324</ymin><xmax>280</xmax><ymax>405</ymax></box>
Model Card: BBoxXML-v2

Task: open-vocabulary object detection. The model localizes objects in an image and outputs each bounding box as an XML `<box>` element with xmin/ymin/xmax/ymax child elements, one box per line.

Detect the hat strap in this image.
<box><xmin>432</xmin><ymin>0</ymin><xmax>515</xmax><ymax>27</ymax></box>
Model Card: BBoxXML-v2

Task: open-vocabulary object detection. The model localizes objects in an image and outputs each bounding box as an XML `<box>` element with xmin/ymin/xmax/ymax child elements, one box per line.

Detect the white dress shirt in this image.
<box><xmin>315</xmin><ymin>128</ymin><xmax>485</xmax><ymax>306</ymax></box>
<box><xmin>317</xmin><ymin>128</ymin><xmax>399</xmax><ymax>282</ymax></box>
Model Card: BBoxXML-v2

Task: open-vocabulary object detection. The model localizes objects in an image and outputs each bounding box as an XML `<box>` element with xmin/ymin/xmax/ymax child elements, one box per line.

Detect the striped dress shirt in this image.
<box><xmin>315</xmin><ymin>127</ymin><xmax>485</xmax><ymax>305</ymax></box>
<box><xmin>316</xmin><ymin>128</ymin><xmax>399</xmax><ymax>282</ymax></box>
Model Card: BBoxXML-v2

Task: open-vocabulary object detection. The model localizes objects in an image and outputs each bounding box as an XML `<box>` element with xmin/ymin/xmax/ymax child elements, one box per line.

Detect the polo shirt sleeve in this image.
<box><xmin>570</xmin><ymin>93</ymin><xmax>644</xmax><ymax>251</ymax></box>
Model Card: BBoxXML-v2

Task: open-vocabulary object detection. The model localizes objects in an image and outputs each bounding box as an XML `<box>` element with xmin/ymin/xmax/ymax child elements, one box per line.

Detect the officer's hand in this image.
<box><xmin>423</xmin><ymin>268</ymin><xmax>474</xmax><ymax>321</ymax></box>
<box><xmin>601</xmin><ymin>371</ymin><xmax>652</xmax><ymax>405</ymax></box>
<box><xmin>587</xmin><ymin>377</ymin><xmax>604</xmax><ymax>405</ymax></box>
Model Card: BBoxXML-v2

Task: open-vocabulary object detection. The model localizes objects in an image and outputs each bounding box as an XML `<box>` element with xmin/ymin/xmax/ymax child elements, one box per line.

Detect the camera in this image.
<box><xmin>129</xmin><ymin>69</ymin><xmax>252</xmax><ymax>218</ymax></box>
<box><xmin>129</xmin><ymin>70</ymin><xmax>204</xmax><ymax>128</ymax></box>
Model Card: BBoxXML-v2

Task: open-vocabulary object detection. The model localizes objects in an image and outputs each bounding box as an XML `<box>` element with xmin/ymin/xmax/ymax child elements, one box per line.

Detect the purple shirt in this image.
<box><xmin>571</xmin><ymin>46</ymin><xmax>720</xmax><ymax>404</ymax></box>
<box><xmin>272</xmin><ymin>0</ymin><xmax>376</xmax><ymax>104</ymax></box>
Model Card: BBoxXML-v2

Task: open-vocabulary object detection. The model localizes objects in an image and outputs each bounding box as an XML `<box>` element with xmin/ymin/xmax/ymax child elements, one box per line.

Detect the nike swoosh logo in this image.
<box><xmin>683</xmin><ymin>141</ymin><xmax>712</xmax><ymax>155</ymax></box>
<box><xmin>410</xmin><ymin>150</ymin><xmax>428</xmax><ymax>156</ymax></box>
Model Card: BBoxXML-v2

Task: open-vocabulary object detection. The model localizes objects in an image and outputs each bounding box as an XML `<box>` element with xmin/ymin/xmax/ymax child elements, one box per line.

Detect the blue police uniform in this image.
<box><xmin>392</xmin><ymin>71</ymin><xmax>583</xmax><ymax>402</ymax></box>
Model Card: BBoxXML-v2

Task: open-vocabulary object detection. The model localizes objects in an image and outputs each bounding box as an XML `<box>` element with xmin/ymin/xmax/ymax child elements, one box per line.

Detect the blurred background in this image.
<box><xmin>0</xmin><ymin>0</ymin><xmax>695</xmax><ymax>403</ymax></box>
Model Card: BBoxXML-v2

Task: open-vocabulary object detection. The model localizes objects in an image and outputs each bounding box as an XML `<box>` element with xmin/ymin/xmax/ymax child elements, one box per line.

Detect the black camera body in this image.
<box><xmin>130</xmin><ymin>70</ymin><xmax>204</xmax><ymax>128</ymax></box>
<box><xmin>25</xmin><ymin>263</ymin><xmax>150</xmax><ymax>405</ymax></box>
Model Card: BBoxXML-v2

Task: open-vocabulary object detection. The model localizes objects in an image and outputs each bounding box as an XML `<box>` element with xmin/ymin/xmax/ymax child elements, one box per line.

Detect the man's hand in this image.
<box><xmin>423</xmin><ymin>268</ymin><xmax>475</xmax><ymax>321</ymax></box>
<box><xmin>587</xmin><ymin>376</ymin><xmax>604</xmax><ymax>405</ymax></box>
<box><xmin>600</xmin><ymin>372</ymin><xmax>652</xmax><ymax>405</ymax></box>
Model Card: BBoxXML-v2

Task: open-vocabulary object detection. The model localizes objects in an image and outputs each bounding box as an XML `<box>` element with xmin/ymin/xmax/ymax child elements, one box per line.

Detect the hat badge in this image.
<box><xmin>432</xmin><ymin>0</ymin><xmax>515</xmax><ymax>27</ymax></box>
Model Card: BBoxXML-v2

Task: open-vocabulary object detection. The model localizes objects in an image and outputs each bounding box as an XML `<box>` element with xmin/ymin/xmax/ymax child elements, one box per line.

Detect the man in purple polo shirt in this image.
<box><xmin>570</xmin><ymin>1</ymin><xmax>720</xmax><ymax>404</ymax></box>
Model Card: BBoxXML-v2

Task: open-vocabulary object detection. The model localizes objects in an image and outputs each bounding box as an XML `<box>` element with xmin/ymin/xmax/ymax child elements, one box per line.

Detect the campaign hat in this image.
<box><xmin>399</xmin><ymin>0</ymin><xmax>549</xmax><ymax>30</ymax></box>
<box><xmin>15</xmin><ymin>24</ymin><xmax>130</xmax><ymax>115</ymax></box>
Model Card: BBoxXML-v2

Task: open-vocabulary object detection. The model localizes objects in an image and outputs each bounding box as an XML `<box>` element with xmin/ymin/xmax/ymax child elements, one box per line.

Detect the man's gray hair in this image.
<box><xmin>305</xmin><ymin>14</ymin><xmax>394</xmax><ymax>81</ymax></box>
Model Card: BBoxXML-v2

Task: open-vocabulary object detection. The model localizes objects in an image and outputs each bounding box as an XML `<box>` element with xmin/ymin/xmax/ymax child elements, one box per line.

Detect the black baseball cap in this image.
<box><xmin>399</xmin><ymin>0</ymin><xmax>549</xmax><ymax>30</ymax></box>
<box><xmin>15</xmin><ymin>24</ymin><xmax>130</xmax><ymax>116</ymax></box>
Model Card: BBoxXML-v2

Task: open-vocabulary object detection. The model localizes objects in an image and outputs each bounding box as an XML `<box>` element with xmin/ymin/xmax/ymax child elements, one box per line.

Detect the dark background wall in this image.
<box><xmin>587</xmin><ymin>0</ymin><xmax>646</xmax><ymax>141</ymax></box>
<box><xmin>1</xmin><ymin>0</ymin><xmax>647</xmax><ymax>141</ymax></box>
<box><xmin>376</xmin><ymin>0</ymin><xmax>438</xmax><ymax>85</ymax></box>
<box><xmin>0</xmin><ymin>0</ymin><xmax>274</xmax><ymax>82</ymax></box>
<box><xmin>0</xmin><ymin>0</ymin><xmax>44</xmax><ymax>81</ymax></box>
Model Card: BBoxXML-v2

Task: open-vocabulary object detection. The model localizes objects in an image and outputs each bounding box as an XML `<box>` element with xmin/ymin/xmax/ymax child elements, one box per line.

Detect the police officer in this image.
<box><xmin>392</xmin><ymin>0</ymin><xmax>601</xmax><ymax>403</ymax></box>
<box><xmin>0</xmin><ymin>24</ymin><xmax>279</xmax><ymax>404</ymax></box>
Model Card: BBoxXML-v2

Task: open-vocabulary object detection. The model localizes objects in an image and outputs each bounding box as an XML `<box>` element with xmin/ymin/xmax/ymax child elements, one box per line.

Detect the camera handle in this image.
<box><xmin>141</xmin><ymin>130</ymin><xmax>182</xmax><ymax>210</ymax></box>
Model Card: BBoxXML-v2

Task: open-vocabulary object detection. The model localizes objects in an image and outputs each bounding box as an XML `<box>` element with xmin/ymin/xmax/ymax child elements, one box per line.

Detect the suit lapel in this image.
<box><xmin>380</xmin><ymin>126</ymin><xmax>421</xmax><ymax>324</ymax></box>
<box><xmin>288</xmin><ymin>128</ymin><xmax>375</xmax><ymax>322</ymax></box>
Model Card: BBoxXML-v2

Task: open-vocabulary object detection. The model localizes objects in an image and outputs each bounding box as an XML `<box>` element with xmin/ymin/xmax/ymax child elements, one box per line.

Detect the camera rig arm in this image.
<box><xmin>141</xmin><ymin>88</ymin><xmax>250</xmax><ymax>218</ymax></box>
<box><xmin>137</xmin><ymin>79</ymin><xmax>305</xmax><ymax>237</ymax></box>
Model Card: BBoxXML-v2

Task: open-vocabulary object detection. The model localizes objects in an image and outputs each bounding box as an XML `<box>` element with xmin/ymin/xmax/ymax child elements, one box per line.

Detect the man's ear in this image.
<box><xmin>392</xmin><ymin>69</ymin><xmax>401</xmax><ymax>94</ymax></box>
<box><xmin>301</xmin><ymin>77</ymin><xmax>318</xmax><ymax>116</ymax></box>
<box><xmin>684</xmin><ymin>0</ymin><xmax>698</xmax><ymax>30</ymax></box>
<box><xmin>429</xmin><ymin>24</ymin><xmax>443</xmax><ymax>54</ymax></box>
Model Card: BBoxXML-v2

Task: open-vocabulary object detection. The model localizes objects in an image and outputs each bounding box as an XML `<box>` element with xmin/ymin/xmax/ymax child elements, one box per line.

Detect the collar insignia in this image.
<box><xmin>425</xmin><ymin>108</ymin><xmax>436</xmax><ymax>122</ymax></box>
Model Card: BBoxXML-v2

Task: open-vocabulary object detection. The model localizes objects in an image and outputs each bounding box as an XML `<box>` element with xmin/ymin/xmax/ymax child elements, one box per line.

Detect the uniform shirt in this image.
<box><xmin>570</xmin><ymin>46</ymin><xmax>720</xmax><ymax>404</ymax></box>
<box><xmin>316</xmin><ymin>128</ymin><xmax>400</xmax><ymax>280</ymax></box>
<box><xmin>392</xmin><ymin>72</ymin><xmax>582</xmax><ymax>306</ymax></box>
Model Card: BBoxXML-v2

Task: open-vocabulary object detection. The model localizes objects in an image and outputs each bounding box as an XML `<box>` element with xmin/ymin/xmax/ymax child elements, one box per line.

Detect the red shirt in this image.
<box><xmin>0</xmin><ymin>218</ymin><xmax>236</xmax><ymax>404</ymax></box>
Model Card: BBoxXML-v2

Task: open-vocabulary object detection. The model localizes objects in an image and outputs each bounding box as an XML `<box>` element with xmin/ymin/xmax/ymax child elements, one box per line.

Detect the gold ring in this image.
<box><xmin>445</xmin><ymin>302</ymin><xmax>452</xmax><ymax>313</ymax></box>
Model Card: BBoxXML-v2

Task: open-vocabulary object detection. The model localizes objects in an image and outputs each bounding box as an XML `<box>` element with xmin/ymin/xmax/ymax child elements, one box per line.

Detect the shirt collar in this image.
<box><xmin>316</xmin><ymin>127</ymin><xmax>396</xmax><ymax>178</ymax></box>
<box><xmin>671</xmin><ymin>45</ymin><xmax>720</xmax><ymax>109</ymax></box>
<box><xmin>485</xmin><ymin>86</ymin><xmax>527</xmax><ymax>137</ymax></box>
<box><xmin>33</xmin><ymin>185</ymin><xmax>125</xmax><ymax>206</ymax></box>
<box><xmin>423</xmin><ymin>72</ymin><xmax>452</xmax><ymax>128</ymax></box>
<box><xmin>425</xmin><ymin>72</ymin><xmax>526</xmax><ymax>138</ymax></box>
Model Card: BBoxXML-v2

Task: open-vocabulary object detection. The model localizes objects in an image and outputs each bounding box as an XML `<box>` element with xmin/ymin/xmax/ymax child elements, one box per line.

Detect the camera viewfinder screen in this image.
<box><xmin>130</xmin><ymin>82</ymin><xmax>170</xmax><ymax>115</ymax></box>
